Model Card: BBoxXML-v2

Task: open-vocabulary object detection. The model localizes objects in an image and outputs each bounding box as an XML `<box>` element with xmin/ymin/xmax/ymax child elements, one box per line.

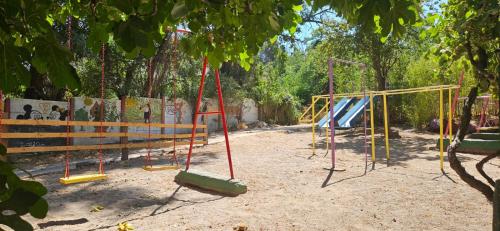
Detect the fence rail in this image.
<box><xmin>0</xmin><ymin>119</ymin><xmax>208</xmax><ymax>154</ymax></box>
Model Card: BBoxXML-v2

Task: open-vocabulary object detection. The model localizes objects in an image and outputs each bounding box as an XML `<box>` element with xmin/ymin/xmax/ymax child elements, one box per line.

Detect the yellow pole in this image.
<box><xmin>439</xmin><ymin>88</ymin><xmax>444</xmax><ymax>172</ymax></box>
<box><xmin>383</xmin><ymin>93</ymin><xmax>390</xmax><ymax>163</ymax></box>
<box><xmin>325</xmin><ymin>98</ymin><xmax>329</xmax><ymax>150</ymax></box>
<box><xmin>312</xmin><ymin>96</ymin><xmax>316</xmax><ymax>155</ymax></box>
<box><xmin>448</xmin><ymin>88</ymin><xmax>453</xmax><ymax>141</ymax></box>
<box><xmin>369</xmin><ymin>92</ymin><xmax>376</xmax><ymax>164</ymax></box>
<box><xmin>326</xmin><ymin>126</ymin><xmax>329</xmax><ymax>150</ymax></box>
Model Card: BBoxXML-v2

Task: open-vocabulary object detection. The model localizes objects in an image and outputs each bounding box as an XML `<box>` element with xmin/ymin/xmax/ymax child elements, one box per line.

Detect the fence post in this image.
<box><xmin>0</xmin><ymin>97</ymin><xmax>9</xmax><ymax>160</ymax></box>
<box><xmin>161</xmin><ymin>96</ymin><xmax>166</xmax><ymax>137</ymax></box>
<box><xmin>69</xmin><ymin>98</ymin><xmax>74</xmax><ymax>146</ymax></box>
<box><xmin>120</xmin><ymin>96</ymin><xmax>129</xmax><ymax>160</ymax></box>
<box><xmin>494</xmin><ymin>180</ymin><xmax>500</xmax><ymax>231</ymax></box>
<box><xmin>203</xmin><ymin>114</ymin><xmax>208</xmax><ymax>146</ymax></box>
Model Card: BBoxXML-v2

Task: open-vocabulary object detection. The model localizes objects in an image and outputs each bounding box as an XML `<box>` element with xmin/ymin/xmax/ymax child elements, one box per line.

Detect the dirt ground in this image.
<box><xmin>20</xmin><ymin>126</ymin><xmax>498</xmax><ymax>230</ymax></box>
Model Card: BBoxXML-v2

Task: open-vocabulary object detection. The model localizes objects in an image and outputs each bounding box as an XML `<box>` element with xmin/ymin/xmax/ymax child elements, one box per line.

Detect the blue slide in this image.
<box><xmin>318</xmin><ymin>97</ymin><xmax>355</xmax><ymax>128</ymax></box>
<box><xmin>337</xmin><ymin>96</ymin><xmax>370</xmax><ymax>128</ymax></box>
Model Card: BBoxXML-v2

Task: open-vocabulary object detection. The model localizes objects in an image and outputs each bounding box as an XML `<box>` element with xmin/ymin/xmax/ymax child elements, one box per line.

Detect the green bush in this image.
<box><xmin>402</xmin><ymin>56</ymin><xmax>475</xmax><ymax>128</ymax></box>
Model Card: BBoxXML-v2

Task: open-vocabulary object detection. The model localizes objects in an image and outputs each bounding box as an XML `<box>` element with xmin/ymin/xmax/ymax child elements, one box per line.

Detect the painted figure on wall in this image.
<box><xmin>47</xmin><ymin>105</ymin><xmax>68</xmax><ymax>121</ymax></box>
<box><xmin>74</xmin><ymin>107</ymin><xmax>89</xmax><ymax>131</ymax></box>
<box><xmin>141</xmin><ymin>102</ymin><xmax>152</xmax><ymax>123</ymax></box>
<box><xmin>16</xmin><ymin>104</ymin><xmax>42</xmax><ymax>120</ymax></box>
<box><xmin>15</xmin><ymin>104</ymin><xmax>68</xmax><ymax>120</ymax></box>
<box><xmin>166</xmin><ymin>100</ymin><xmax>184</xmax><ymax>124</ymax></box>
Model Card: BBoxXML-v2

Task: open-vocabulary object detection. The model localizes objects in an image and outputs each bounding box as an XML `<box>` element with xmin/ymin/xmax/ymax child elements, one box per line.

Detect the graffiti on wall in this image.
<box><xmin>8</xmin><ymin>99</ymin><xmax>68</xmax><ymax>147</ymax></box>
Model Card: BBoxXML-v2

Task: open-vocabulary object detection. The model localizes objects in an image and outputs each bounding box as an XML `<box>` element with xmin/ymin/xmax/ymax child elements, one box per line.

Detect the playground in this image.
<box><xmin>17</xmin><ymin>126</ymin><xmax>496</xmax><ymax>230</ymax></box>
<box><xmin>1</xmin><ymin>1</ymin><xmax>499</xmax><ymax>230</ymax></box>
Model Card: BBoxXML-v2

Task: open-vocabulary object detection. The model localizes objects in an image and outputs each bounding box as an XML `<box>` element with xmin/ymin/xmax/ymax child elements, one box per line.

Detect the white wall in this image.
<box><xmin>241</xmin><ymin>98</ymin><xmax>258</xmax><ymax>123</ymax></box>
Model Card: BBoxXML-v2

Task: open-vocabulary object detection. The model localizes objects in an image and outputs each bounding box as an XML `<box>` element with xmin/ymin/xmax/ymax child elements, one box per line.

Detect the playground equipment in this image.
<box><xmin>309</xmin><ymin>84</ymin><xmax>461</xmax><ymax>172</ymax></box>
<box><xmin>60</xmin><ymin>42</ymin><xmax>107</xmax><ymax>185</ymax></box>
<box><xmin>315</xmin><ymin>58</ymin><xmax>369</xmax><ymax>171</ymax></box>
<box><xmin>0</xmin><ymin>27</ymin><xmax>208</xmax><ymax>184</ymax></box>
<box><xmin>317</xmin><ymin>97</ymin><xmax>355</xmax><ymax>128</ymax></box>
<box><xmin>143</xmin><ymin>31</ymin><xmax>184</xmax><ymax>171</ymax></box>
<box><xmin>337</xmin><ymin>96</ymin><xmax>370</xmax><ymax>128</ymax></box>
<box><xmin>174</xmin><ymin>56</ymin><xmax>247</xmax><ymax>196</ymax></box>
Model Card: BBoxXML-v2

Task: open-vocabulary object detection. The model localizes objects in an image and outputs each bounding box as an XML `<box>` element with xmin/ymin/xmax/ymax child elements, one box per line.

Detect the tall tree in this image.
<box><xmin>428</xmin><ymin>0</ymin><xmax>499</xmax><ymax>201</ymax></box>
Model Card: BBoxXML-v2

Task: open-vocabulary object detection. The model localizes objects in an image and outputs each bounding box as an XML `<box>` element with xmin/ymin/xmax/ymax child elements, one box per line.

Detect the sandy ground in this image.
<box><xmin>19</xmin><ymin>126</ymin><xmax>498</xmax><ymax>230</ymax></box>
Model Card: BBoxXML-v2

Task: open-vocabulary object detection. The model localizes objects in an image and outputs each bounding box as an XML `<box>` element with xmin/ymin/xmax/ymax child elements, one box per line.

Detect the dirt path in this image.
<box><xmin>24</xmin><ymin>127</ymin><xmax>497</xmax><ymax>230</ymax></box>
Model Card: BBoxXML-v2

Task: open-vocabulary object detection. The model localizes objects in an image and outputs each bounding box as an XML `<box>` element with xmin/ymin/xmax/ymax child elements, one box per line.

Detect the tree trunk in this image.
<box><xmin>447</xmin><ymin>86</ymin><xmax>494</xmax><ymax>202</ymax></box>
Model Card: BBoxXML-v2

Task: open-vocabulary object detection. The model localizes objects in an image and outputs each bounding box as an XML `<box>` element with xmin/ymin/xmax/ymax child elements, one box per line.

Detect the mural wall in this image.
<box><xmin>3</xmin><ymin>97</ymin><xmax>259</xmax><ymax>148</ymax></box>
<box><xmin>8</xmin><ymin>99</ymin><xmax>68</xmax><ymax>147</ymax></box>
<box><xmin>125</xmin><ymin>97</ymin><xmax>162</xmax><ymax>141</ymax></box>
<box><xmin>164</xmin><ymin>98</ymin><xmax>193</xmax><ymax>134</ymax></box>
<box><xmin>201</xmin><ymin>98</ymin><xmax>258</xmax><ymax>132</ymax></box>
<box><xmin>73</xmin><ymin>97</ymin><xmax>121</xmax><ymax>145</ymax></box>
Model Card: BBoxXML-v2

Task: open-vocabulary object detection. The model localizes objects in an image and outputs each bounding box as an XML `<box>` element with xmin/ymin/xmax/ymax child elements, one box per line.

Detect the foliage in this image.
<box><xmin>310</xmin><ymin>0</ymin><xmax>419</xmax><ymax>37</ymax></box>
<box><xmin>0</xmin><ymin>1</ymin><xmax>80</xmax><ymax>93</ymax></box>
<box><xmin>0</xmin><ymin>0</ymin><xmax>421</xmax><ymax>96</ymax></box>
<box><xmin>402</xmin><ymin>56</ymin><xmax>475</xmax><ymax>128</ymax></box>
<box><xmin>426</xmin><ymin>0</ymin><xmax>499</xmax><ymax>97</ymax></box>
<box><xmin>0</xmin><ymin>144</ymin><xmax>48</xmax><ymax>230</ymax></box>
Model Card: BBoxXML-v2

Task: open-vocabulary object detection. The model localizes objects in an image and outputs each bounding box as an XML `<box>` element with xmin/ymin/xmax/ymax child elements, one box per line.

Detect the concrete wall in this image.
<box><xmin>241</xmin><ymin>98</ymin><xmax>258</xmax><ymax>123</ymax></box>
<box><xmin>165</xmin><ymin>98</ymin><xmax>193</xmax><ymax>134</ymax></box>
<box><xmin>4</xmin><ymin>97</ymin><xmax>259</xmax><ymax>147</ymax></box>
<box><xmin>203</xmin><ymin>98</ymin><xmax>259</xmax><ymax>132</ymax></box>
<box><xmin>125</xmin><ymin>97</ymin><xmax>162</xmax><ymax>141</ymax></box>
<box><xmin>73</xmin><ymin>97</ymin><xmax>121</xmax><ymax>145</ymax></box>
<box><xmin>8</xmin><ymin>98</ymin><xmax>68</xmax><ymax>147</ymax></box>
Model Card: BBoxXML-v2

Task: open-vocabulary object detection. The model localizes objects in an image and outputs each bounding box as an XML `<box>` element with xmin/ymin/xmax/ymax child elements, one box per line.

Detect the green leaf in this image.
<box><xmin>113</xmin><ymin>16</ymin><xmax>149</xmax><ymax>53</ymax></box>
<box><xmin>29</xmin><ymin>199</ymin><xmax>48</xmax><ymax>219</ymax></box>
<box><xmin>171</xmin><ymin>1</ymin><xmax>188</xmax><ymax>19</ymax></box>
<box><xmin>465</xmin><ymin>10</ymin><xmax>473</xmax><ymax>19</ymax></box>
<box><xmin>268</xmin><ymin>13</ymin><xmax>280</xmax><ymax>31</ymax></box>
<box><xmin>270</xmin><ymin>35</ymin><xmax>278</xmax><ymax>44</ymax></box>
<box><xmin>380</xmin><ymin>36</ymin><xmax>388</xmax><ymax>43</ymax></box>
<box><xmin>34</xmin><ymin>36</ymin><xmax>80</xmax><ymax>90</ymax></box>
<box><xmin>0</xmin><ymin>215</ymin><xmax>34</xmax><ymax>231</ymax></box>
<box><xmin>292</xmin><ymin>5</ymin><xmax>303</xmax><ymax>12</ymax></box>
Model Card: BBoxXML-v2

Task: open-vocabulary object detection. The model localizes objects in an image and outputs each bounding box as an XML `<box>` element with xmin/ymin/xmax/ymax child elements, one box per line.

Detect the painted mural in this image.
<box><xmin>72</xmin><ymin>97</ymin><xmax>121</xmax><ymax>145</ymax></box>
<box><xmin>164</xmin><ymin>98</ymin><xmax>193</xmax><ymax>134</ymax></box>
<box><xmin>10</xmin><ymin>99</ymin><xmax>69</xmax><ymax>121</ymax></box>
<box><xmin>8</xmin><ymin>98</ymin><xmax>68</xmax><ymax>147</ymax></box>
<box><xmin>125</xmin><ymin>97</ymin><xmax>162</xmax><ymax>140</ymax></box>
<box><xmin>5</xmin><ymin>97</ymin><xmax>259</xmax><ymax>148</ymax></box>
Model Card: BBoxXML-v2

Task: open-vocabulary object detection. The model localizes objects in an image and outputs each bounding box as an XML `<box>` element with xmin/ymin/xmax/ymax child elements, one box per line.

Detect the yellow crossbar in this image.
<box><xmin>313</xmin><ymin>85</ymin><xmax>460</xmax><ymax>99</ymax></box>
<box><xmin>143</xmin><ymin>165</ymin><xmax>180</xmax><ymax>171</ymax></box>
<box><xmin>59</xmin><ymin>174</ymin><xmax>107</xmax><ymax>185</ymax></box>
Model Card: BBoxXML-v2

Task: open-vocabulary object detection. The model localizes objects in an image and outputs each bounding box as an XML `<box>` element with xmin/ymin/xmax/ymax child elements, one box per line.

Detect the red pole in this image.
<box><xmin>215</xmin><ymin>69</ymin><xmax>235</xmax><ymax>179</ymax></box>
<box><xmin>185</xmin><ymin>57</ymin><xmax>208</xmax><ymax>171</ymax></box>
<box><xmin>479</xmin><ymin>96</ymin><xmax>489</xmax><ymax>128</ymax></box>
<box><xmin>444</xmin><ymin>70</ymin><xmax>464</xmax><ymax>138</ymax></box>
<box><xmin>98</xmin><ymin>43</ymin><xmax>105</xmax><ymax>174</ymax></box>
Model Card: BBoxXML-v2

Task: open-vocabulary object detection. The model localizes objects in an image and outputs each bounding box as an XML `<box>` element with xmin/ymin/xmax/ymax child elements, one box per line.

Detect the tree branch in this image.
<box><xmin>447</xmin><ymin>86</ymin><xmax>494</xmax><ymax>202</ymax></box>
<box><xmin>476</xmin><ymin>153</ymin><xmax>498</xmax><ymax>187</ymax></box>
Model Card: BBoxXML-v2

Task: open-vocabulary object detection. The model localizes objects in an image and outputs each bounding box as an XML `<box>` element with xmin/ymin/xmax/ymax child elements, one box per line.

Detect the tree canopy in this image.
<box><xmin>0</xmin><ymin>0</ymin><xmax>419</xmax><ymax>93</ymax></box>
